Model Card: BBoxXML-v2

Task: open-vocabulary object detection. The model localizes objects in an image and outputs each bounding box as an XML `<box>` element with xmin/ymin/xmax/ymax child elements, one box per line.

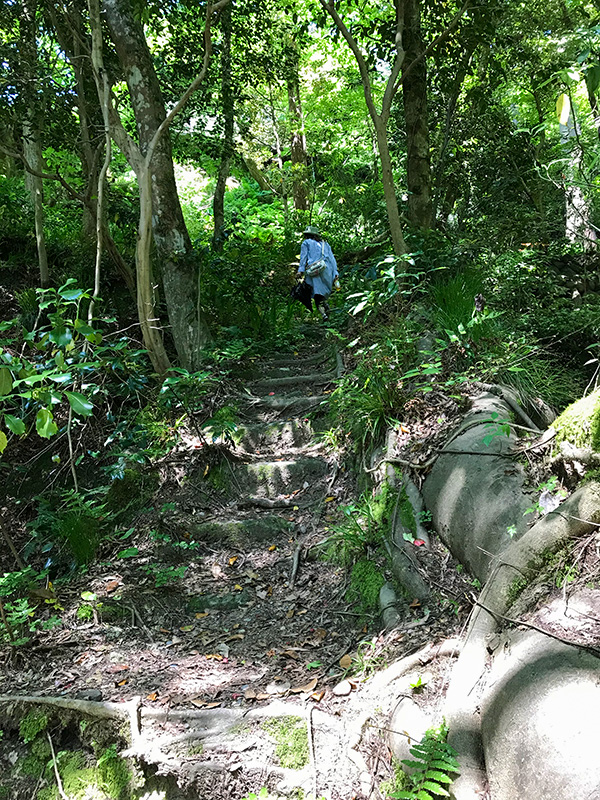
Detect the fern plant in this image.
<box><xmin>391</xmin><ymin>726</ymin><xmax>460</xmax><ymax>800</ymax></box>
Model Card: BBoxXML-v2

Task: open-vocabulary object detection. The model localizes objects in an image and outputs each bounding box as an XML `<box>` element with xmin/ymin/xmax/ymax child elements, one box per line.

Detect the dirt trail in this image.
<box><xmin>0</xmin><ymin>331</ymin><xmax>468</xmax><ymax>799</ymax></box>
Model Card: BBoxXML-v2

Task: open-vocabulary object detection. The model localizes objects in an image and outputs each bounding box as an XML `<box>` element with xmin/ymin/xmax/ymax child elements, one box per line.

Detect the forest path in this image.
<box><xmin>1</xmin><ymin>327</ymin><xmax>465</xmax><ymax>800</ymax></box>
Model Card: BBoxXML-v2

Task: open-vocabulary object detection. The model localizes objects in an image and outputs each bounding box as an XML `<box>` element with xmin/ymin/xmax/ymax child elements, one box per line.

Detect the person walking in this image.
<box><xmin>296</xmin><ymin>225</ymin><xmax>338</xmax><ymax>322</ymax></box>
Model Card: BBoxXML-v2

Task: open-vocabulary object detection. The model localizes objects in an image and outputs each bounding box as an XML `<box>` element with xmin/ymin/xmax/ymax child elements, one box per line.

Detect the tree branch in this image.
<box><xmin>147</xmin><ymin>1</ymin><xmax>230</xmax><ymax>165</ymax></box>
<box><xmin>319</xmin><ymin>0</ymin><xmax>379</xmax><ymax>121</ymax></box>
<box><xmin>401</xmin><ymin>0</ymin><xmax>470</xmax><ymax>86</ymax></box>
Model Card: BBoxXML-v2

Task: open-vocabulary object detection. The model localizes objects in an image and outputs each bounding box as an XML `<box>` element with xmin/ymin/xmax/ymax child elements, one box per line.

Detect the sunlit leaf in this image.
<box><xmin>4</xmin><ymin>414</ymin><xmax>25</xmax><ymax>435</ymax></box>
<box><xmin>65</xmin><ymin>390</ymin><xmax>94</xmax><ymax>417</ymax></box>
<box><xmin>36</xmin><ymin>408</ymin><xmax>58</xmax><ymax>439</ymax></box>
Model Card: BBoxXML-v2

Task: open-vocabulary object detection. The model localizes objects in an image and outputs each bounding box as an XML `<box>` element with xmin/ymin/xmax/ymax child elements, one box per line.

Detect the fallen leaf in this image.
<box><xmin>286</xmin><ymin>609</ymin><xmax>295</xmax><ymax>618</ymax></box>
<box><xmin>400</xmin><ymin>424</ymin><xmax>410</xmax><ymax>433</ymax></box>
<box><xmin>105</xmin><ymin>579</ymin><xmax>122</xmax><ymax>593</ymax></box>
<box><xmin>180</xmin><ymin>625</ymin><xmax>194</xmax><ymax>632</ymax></box>
<box><xmin>293</xmin><ymin>505</ymin><xmax>299</xmax><ymax>511</ymax></box>
<box><xmin>332</xmin><ymin>679</ymin><xmax>352</xmax><ymax>696</ymax></box>
<box><xmin>339</xmin><ymin>654</ymin><xmax>352</xmax><ymax>670</ymax></box>
<box><xmin>280</xmin><ymin>649</ymin><xmax>300</xmax><ymax>660</ymax></box>
<box><xmin>268</xmin><ymin>545</ymin><xmax>277</xmax><ymax>552</ymax></box>
<box><xmin>269</xmin><ymin>392</ymin><xmax>275</xmax><ymax>396</ymax></box>
<box><xmin>195</xmin><ymin>612</ymin><xmax>209</xmax><ymax>619</ymax></box>
<box><xmin>234</xmin><ymin>584</ymin><xmax>243</xmax><ymax>591</ymax></box>
<box><xmin>256</xmin><ymin>693</ymin><xmax>271</xmax><ymax>700</ymax></box>
<box><xmin>190</xmin><ymin>699</ymin><xmax>221</xmax><ymax>709</ymax></box>
<box><xmin>311</xmin><ymin>689</ymin><xmax>325</xmax><ymax>702</ymax></box>
<box><xmin>325</xmin><ymin>496</ymin><xmax>335</xmax><ymax>502</ymax></box>
<box><xmin>229</xmin><ymin>556</ymin><xmax>239</xmax><ymax>566</ymax></box>
<box><xmin>297</xmin><ymin>609</ymin><xmax>307</xmax><ymax>615</ymax></box>
<box><xmin>244</xmin><ymin>569</ymin><xmax>259</xmax><ymax>580</ymax></box>
<box><xmin>227</xmin><ymin>633</ymin><xmax>245</xmax><ymax>641</ymax></box>
<box><xmin>203</xmin><ymin>464</ymin><xmax>210</xmax><ymax>477</ymax></box>
<box><xmin>256</xmin><ymin>589</ymin><xmax>268</xmax><ymax>600</ymax></box>
<box><xmin>409</xmin><ymin>599</ymin><xmax>421</xmax><ymax>608</ymax></box>
<box><xmin>109</xmin><ymin>664</ymin><xmax>130</xmax><ymax>673</ymax></box>
<box><xmin>205</xmin><ymin>653</ymin><xmax>224</xmax><ymax>661</ymax></box>
<box><xmin>116</xmin><ymin>679</ymin><xmax>128</xmax><ymax>687</ymax></box>
<box><xmin>291</xmin><ymin>677</ymin><xmax>318</xmax><ymax>693</ymax></box>
<box><xmin>413</xmin><ymin>539</ymin><xmax>426</xmax><ymax>547</ymax></box>
<box><xmin>244</xmin><ymin>688</ymin><xmax>257</xmax><ymax>700</ymax></box>
<box><xmin>160</xmin><ymin>628</ymin><xmax>171</xmax><ymax>634</ymax></box>
<box><xmin>146</xmin><ymin>692</ymin><xmax>158</xmax><ymax>701</ymax></box>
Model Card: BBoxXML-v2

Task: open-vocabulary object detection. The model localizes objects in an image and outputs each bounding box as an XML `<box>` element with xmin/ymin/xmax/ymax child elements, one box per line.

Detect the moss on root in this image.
<box><xmin>263</xmin><ymin>717</ymin><xmax>309</xmax><ymax>770</ymax></box>
<box><xmin>554</xmin><ymin>388</ymin><xmax>600</xmax><ymax>451</ymax></box>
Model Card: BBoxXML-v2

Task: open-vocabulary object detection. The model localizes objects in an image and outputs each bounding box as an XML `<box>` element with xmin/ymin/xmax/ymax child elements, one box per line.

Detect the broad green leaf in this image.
<box><xmin>49</xmin><ymin>323</ymin><xmax>73</xmax><ymax>348</ymax></box>
<box><xmin>416</xmin><ymin>791</ymin><xmax>433</xmax><ymax>800</ymax></box>
<box><xmin>65</xmin><ymin>391</ymin><xmax>94</xmax><ymax>417</ymax></box>
<box><xmin>0</xmin><ymin>367</ymin><xmax>12</xmax><ymax>395</ymax></box>
<box><xmin>556</xmin><ymin>93</ymin><xmax>570</xmax><ymax>125</ymax></box>
<box><xmin>36</xmin><ymin>408</ymin><xmax>58</xmax><ymax>439</ymax></box>
<box><xmin>117</xmin><ymin>547</ymin><xmax>139</xmax><ymax>558</ymax></box>
<box><xmin>81</xmin><ymin>591</ymin><xmax>97</xmax><ymax>602</ymax></box>
<box><xmin>4</xmin><ymin>414</ymin><xmax>25</xmax><ymax>435</ymax></box>
<box><xmin>585</xmin><ymin>64</ymin><xmax>600</xmax><ymax>96</ymax></box>
<box><xmin>0</xmin><ymin>431</ymin><xmax>6</xmax><ymax>453</ymax></box>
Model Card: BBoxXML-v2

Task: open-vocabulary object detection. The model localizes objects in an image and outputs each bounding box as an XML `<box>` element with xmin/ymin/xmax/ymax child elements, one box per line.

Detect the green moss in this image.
<box><xmin>106</xmin><ymin>469</ymin><xmax>159</xmax><ymax>517</ymax></box>
<box><xmin>97</xmin><ymin>744</ymin><xmax>132</xmax><ymax>800</ymax></box>
<box><xmin>554</xmin><ymin>388</ymin><xmax>600</xmax><ymax>451</ymax></box>
<box><xmin>19</xmin><ymin>711</ymin><xmax>49</xmax><ymax>743</ymax></box>
<box><xmin>263</xmin><ymin>717</ymin><xmax>309</xmax><ymax>770</ymax></box>
<box><xmin>379</xmin><ymin>756</ymin><xmax>408</xmax><ymax>798</ymax></box>
<box><xmin>506</xmin><ymin>576</ymin><xmax>528</xmax><ymax>607</ymax></box>
<box><xmin>204</xmin><ymin>464</ymin><xmax>230</xmax><ymax>493</ymax></box>
<box><xmin>77</xmin><ymin>604</ymin><xmax>94</xmax><ymax>621</ymax></box>
<box><xmin>347</xmin><ymin>559</ymin><xmax>385</xmax><ymax>614</ymax></box>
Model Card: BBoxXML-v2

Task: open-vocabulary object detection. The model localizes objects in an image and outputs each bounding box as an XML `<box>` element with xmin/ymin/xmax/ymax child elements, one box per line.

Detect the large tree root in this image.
<box><xmin>443</xmin><ymin>481</ymin><xmax>600</xmax><ymax>800</ymax></box>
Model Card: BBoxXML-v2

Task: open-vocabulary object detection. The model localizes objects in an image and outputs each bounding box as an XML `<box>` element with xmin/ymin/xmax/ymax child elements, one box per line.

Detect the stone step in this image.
<box><xmin>234</xmin><ymin>419</ymin><xmax>315</xmax><ymax>451</ymax></box>
<box><xmin>238</xmin><ymin>393</ymin><xmax>326</xmax><ymax>417</ymax></box>
<box><xmin>249</xmin><ymin>372</ymin><xmax>336</xmax><ymax>394</ymax></box>
<box><xmin>203</xmin><ymin>456</ymin><xmax>329</xmax><ymax>499</ymax></box>
<box><xmin>186</xmin><ymin>514</ymin><xmax>293</xmax><ymax>545</ymax></box>
<box><xmin>265</xmin><ymin>348</ymin><xmax>333</xmax><ymax>368</ymax></box>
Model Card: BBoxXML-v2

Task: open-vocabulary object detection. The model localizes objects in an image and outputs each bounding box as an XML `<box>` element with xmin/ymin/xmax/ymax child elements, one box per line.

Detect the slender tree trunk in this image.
<box><xmin>268</xmin><ymin>83</ymin><xmax>289</xmax><ymax>222</ymax></box>
<box><xmin>402</xmin><ymin>0</ymin><xmax>432</xmax><ymax>229</ymax></box>
<box><xmin>212</xmin><ymin>1</ymin><xmax>234</xmax><ymax>251</ymax></box>
<box><xmin>287</xmin><ymin>46</ymin><xmax>308</xmax><ymax>211</ymax></box>
<box><xmin>374</xmin><ymin>121</ymin><xmax>407</xmax><ymax>255</ymax></box>
<box><xmin>103</xmin><ymin>0</ymin><xmax>211</xmax><ymax>369</ymax></box>
<box><xmin>21</xmin><ymin>0</ymin><xmax>49</xmax><ymax>288</ymax></box>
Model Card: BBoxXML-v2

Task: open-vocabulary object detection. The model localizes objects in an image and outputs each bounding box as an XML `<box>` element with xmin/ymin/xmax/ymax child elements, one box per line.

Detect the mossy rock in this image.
<box><xmin>554</xmin><ymin>388</ymin><xmax>600</xmax><ymax>451</ymax></box>
<box><xmin>105</xmin><ymin>469</ymin><xmax>159</xmax><ymax>516</ymax></box>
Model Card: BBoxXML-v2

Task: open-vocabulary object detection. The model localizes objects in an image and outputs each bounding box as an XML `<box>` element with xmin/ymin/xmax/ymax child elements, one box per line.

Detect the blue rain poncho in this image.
<box><xmin>299</xmin><ymin>238</ymin><xmax>338</xmax><ymax>297</ymax></box>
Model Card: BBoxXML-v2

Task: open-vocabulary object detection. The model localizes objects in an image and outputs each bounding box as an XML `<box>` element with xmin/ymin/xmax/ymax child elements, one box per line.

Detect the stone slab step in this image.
<box><xmin>187</xmin><ymin>514</ymin><xmax>292</xmax><ymax>545</ymax></box>
<box><xmin>249</xmin><ymin>372</ymin><xmax>336</xmax><ymax>394</ymax></box>
<box><xmin>238</xmin><ymin>394</ymin><xmax>326</xmax><ymax>416</ymax></box>
<box><xmin>234</xmin><ymin>419</ymin><xmax>315</xmax><ymax>451</ymax></box>
<box><xmin>203</xmin><ymin>456</ymin><xmax>329</xmax><ymax>499</ymax></box>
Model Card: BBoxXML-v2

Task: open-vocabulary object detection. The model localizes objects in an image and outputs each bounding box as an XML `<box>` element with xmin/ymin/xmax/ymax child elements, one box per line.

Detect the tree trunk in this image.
<box><xmin>212</xmin><ymin>1</ymin><xmax>234</xmax><ymax>252</ymax></box>
<box><xmin>374</xmin><ymin>121</ymin><xmax>408</xmax><ymax>256</ymax></box>
<box><xmin>402</xmin><ymin>0</ymin><xmax>432</xmax><ymax>229</ymax></box>
<box><xmin>21</xmin><ymin>0</ymin><xmax>49</xmax><ymax>288</ymax></box>
<box><xmin>103</xmin><ymin>0</ymin><xmax>210</xmax><ymax>369</ymax></box>
<box><xmin>287</xmin><ymin>47</ymin><xmax>308</xmax><ymax>212</ymax></box>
